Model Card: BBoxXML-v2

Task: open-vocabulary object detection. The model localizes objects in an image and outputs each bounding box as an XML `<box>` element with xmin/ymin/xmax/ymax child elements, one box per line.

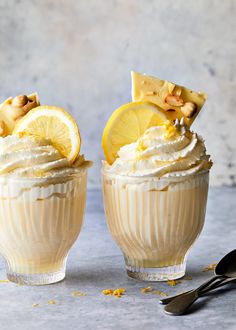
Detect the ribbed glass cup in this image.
<box><xmin>102</xmin><ymin>168</ymin><xmax>209</xmax><ymax>281</ymax></box>
<box><xmin>0</xmin><ymin>170</ymin><xmax>87</xmax><ymax>285</ymax></box>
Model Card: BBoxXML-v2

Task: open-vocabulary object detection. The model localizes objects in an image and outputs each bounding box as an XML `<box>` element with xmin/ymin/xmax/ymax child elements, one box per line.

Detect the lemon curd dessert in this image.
<box><xmin>0</xmin><ymin>94</ymin><xmax>91</xmax><ymax>285</ymax></box>
<box><xmin>102</xmin><ymin>72</ymin><xmax>212</xmax><ymax>281</ymax></box>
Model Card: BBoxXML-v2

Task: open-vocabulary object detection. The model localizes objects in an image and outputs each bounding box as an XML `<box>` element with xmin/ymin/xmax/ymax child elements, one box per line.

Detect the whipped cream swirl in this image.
<box><xmin>0</xmin><ymin>135</ymin><xmax>91</xmax><ymax>179</ymax></box>
<box><xmin>104</xmin><ymin>121</ymin><xmax>212</xmax><ymax>177</ymax></box>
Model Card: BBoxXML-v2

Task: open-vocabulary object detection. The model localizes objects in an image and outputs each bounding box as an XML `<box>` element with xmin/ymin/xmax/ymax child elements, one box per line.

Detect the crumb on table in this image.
<box><xmin>102</xmin><ymin>288</ymin><xmax>126</xmax><ymax>298</ymax></box>
<box><xmin>71</xmin><ymin>291</ymin><xmax>87</xmax><ymax>297</ymax></box>
<box><xmin>140</xmin><ymin>286</ymin><xmax>153</xmax><ymax>293</ymax></box>
<box><xmin>102</xmin><ymin>289</ymin><xmax>114</xmax><ymax>295</ymax></box>
<box><xmin>183</xmin><ymin>275</ymin><xmax>193</xmax><ymax>280</ymax></box>
<box><xmin>167</xmin><ymin>279</ymin><xmax>181</xmax><ymax>286</ymax></box>
<box><xmin>140</xmin><ymin>286</ymin><xmax>168</xmax><ymax>296</ymax></box>
<box><xmin>202</xmin><ymin>263</ymin><xmax>217</xmax><ymax>272</ymax></box>
<box><xmin>32</xmin><ymin>303</ymin><xmax>39</xmax><ymax>307</ymax></box>
<box><xmin>152</xmin><ymin>290</ymin><xmax>168</xmax><ymax>297</ymax></box>
<box><xmin>48</xmin><ymin>300</ymin><xmax>56</xmax><ymax>305</ymax></box>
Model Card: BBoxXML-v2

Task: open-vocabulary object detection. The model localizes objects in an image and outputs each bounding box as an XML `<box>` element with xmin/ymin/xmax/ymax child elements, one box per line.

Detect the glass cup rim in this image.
<box><xmin>101</xmin><ymin>164</ymin><xmax>209</xmax><ymax>183</ymax></box>
<box><xmin>0</xmin><ymin>168</ymin><xmax>88</xmax><ymax>184</ymax></box>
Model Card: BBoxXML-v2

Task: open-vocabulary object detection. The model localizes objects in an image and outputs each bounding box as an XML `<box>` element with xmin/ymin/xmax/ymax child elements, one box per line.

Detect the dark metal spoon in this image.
<box><xmin>163</xmin><ymin>249</ymin><xmax>236</xmax><ymax>315</ymax></box>
<box><xmin>160</xmin><ymin>277</ymin><xmax>225</xmax><ymax>305</ymax></box>
<box><xmin>160</xmin><ymin>249</ymin><xmax>236</xmax><ymax>306</ymax></box>
<box><xmin>160</xmin><ymin>276</ymin><xmax>234</xmax><ymax>305</ymax></box>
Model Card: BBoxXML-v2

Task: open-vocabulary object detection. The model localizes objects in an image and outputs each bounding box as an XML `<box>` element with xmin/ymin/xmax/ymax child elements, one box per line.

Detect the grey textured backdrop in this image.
<box><xmin>0</xmin><ymin>0</ymin><xmax>235</xmax><ymax>187</ymax></box>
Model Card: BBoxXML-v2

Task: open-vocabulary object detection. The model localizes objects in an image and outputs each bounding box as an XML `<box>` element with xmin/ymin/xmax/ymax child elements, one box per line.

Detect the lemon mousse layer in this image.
<box><xmin>0</xmin><ymin>98</ymin><xmax>91</xmax><ymax>285</ymax></box>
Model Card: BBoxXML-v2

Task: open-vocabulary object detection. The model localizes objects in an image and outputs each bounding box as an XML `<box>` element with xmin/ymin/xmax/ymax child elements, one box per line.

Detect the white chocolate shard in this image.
<box><xmin>0</xmin><ymin>92</ymin><xmax>40</xmax><ymax>135</ymax></box>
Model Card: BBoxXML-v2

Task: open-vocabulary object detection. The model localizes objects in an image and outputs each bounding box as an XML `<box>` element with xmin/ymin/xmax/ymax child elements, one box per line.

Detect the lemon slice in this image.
<box><xmin>13</xmin><ymin>106</ymin><xmax>81</xmax><ymax>163</ymax></box>
<box><xmin>102</xmin><ymin>102</ymin><xmax>167</xmax><ymax>164</ymax></box>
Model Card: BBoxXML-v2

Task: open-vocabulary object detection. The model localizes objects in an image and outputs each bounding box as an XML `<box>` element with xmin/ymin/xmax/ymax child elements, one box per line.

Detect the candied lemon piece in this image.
<box><xmin>13</xmin><ymin>106</ymin><xmax>81</xmax><ymax>163</ymax></box>
<box><xmin>102</xmin><ymin>101</ymin><xmax>167</xmax><ymax>164</ymax></box>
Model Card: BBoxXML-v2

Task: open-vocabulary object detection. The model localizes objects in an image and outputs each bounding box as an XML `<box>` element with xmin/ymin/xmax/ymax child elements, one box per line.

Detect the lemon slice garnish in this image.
<box><xmin>13</xmin><ymin>106</ymin><xmax>81</xmax><ymax>163</ymax></box>
<box><xmin>102</xmin><ymin>102</ymin><xmax>167</xmax><ymax>164</ymax></box>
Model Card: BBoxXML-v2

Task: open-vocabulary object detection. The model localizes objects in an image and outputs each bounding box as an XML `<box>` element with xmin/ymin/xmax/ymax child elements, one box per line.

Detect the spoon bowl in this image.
<box><xmin>215</xmin><ymin>249</ymin><xmax>236</xmax><ymax>277</ymax></box>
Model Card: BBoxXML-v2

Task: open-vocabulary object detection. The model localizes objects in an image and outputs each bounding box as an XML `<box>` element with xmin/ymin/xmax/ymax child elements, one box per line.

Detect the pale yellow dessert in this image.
<box><xmin>102</xmin><ymin>73</ymin><xmax>212</xmax><ymax>281</ymax></box>
<box><xmin>0</xmin><ymin>171</ymin><xmax>87</xmax><ymax>275</ymax></box>
<box><xmin>102</xmin><ymin>123</ymin><xmax>210</xmax><ymax>279</ymax></box>
<box><xmin>0</xmin><ymin>95</ymin><xmax>91</xmax><ymax>285</ymax></box>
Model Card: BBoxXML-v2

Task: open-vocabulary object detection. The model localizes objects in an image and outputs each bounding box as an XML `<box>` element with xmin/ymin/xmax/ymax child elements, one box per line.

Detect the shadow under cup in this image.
<box><xmin>0</xmin><ymin>170</ymin><xmax>88</xmax><ymax>285</ymax></box>
<box><xmin>102</xmin><ymin>169</ymin><xmax>209</xmax><ymax>281</ymax></box>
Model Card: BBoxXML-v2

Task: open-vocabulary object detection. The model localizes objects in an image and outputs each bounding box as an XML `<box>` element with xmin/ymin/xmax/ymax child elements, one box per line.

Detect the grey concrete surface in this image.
<box><xmin>0</xmin><ymin>188</ymin><xmax>236</xmax><ymax>330</ymax></box>
<box><xmin>0</xmin><ymin>0</ymin><xmax>236</xmax><ymax>187</ymax></box>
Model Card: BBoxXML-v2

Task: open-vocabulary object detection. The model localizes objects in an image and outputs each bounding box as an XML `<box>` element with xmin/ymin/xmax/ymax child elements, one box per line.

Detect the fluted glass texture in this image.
<box><xmin>102</xmin><ymin>170</ymin><xmax>209</xmax><ymax>281</ymax></box>
<box><xmin>0</xmin><ymin>171</ymin><xmax>87</xmax><ymax>285</ymax></box>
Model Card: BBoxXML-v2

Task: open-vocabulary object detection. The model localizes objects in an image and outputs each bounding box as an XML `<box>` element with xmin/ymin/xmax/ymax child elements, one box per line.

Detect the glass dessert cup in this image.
<box><xmin>102</xmin><ymin>169</ymin><xmax>209</xmax><ymax>281</ymax></box>
<box><xmin>0</xmin><ymin>170</ymin><xmax>87</xmax><ymax>285</ymax></box>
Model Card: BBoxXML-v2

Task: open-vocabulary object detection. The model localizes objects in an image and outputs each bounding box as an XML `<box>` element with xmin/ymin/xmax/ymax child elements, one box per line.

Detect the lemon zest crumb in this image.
<box><xmin>113</xmin><ymin>288</ymin><xmax>126</xmax><ymax>298</ymax></box>
<box><xmin>34</xmin><ymin>170</ymin><xmax>46</xmax><ymax>177</ymax></box>
<box><xmin>183</xmin><ymin>275</ymin><xmax>193</xmax><ymax>280</ymax></box>
<box><xmin>48</xmin><ymin>300</ymin><xmax>56</xmax><ymax>305</ymax></box>
<box><xmin>102</xmin><ymin>288</ymin><xmax>126</xmax><ymax>298</ymax></box>
<box><xmin>140</xmin><ymin>286</ymin><xmax>153</xmax><ymax>293</ymax></box>
<box><xmin>152</xmin><ymin>290</ymin><xmax>168</xmax><ymax>297</ymax></box>
<box><xmin>0</xmin><ymin>279</ymin><xmax>9</xmax><ymax>283</ymax></box>
<box><xmin>136</xmin><ymin>141</ymin><xmax>147</xmax><ymax>152</ymax></box>
<box><xmin>162</xmin><ymin>120</ymin><xmax>179</xmax><ymax>140</ymax></box>
<box><xmin>71</xmin><ymin>291</ymin><xmax>87</xmax><ymax>297</ymax></box>
<box><xmin>202</xmin><ymin>263</ymin><xmax>217</xmax><ymax>272</ymax></box>
<box><xmin>167</xmin><ymin>280</ymin><xmax>181</xmax><ymax>286</ymax></box>
<box><xmin>32</xmin><ymin>303</ymin><xmax>39</xmax><ymax>307</ymax></box>
<box><xmin>140</xmin><ymin>286</ymin><xmax>168</xmax><ymax>297</ymax></box>
<box><xmin>102</xmin><ymin>289</ymin><xmax>114</xmax><ymax>295</ymax></box>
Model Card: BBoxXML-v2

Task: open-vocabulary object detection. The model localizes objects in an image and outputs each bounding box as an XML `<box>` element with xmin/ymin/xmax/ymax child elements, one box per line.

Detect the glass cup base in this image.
<box><xmin>126</xmin><ymin>262</ymin><xmax>186</xmax><ymax>281</ymax></box>
<box><xmin>7</xmin><ymin>270</ymin><xmax>65</xmax><ymax>286</ymax></box>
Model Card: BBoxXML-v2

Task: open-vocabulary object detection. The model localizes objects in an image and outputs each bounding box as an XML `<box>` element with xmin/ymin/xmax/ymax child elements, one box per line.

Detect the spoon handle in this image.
<box><xmin>163</xmin><ymin>276</ymin><xmax>233</xmax><ymax>315</ymax></box>
<box><xmin>203</xmin><ymin>276</ymin><xmax>236</xmax><ymax>291</ymax></box>
<box><xmin>164</xmin><ymin>276</ymin><xmax>224</xmax><ymax>315</ymax></box>
<box><xmin>159</xmin><ymin>275</ymin><xmax>221</xmax><ymax>305</ymax></box>
<box><xmin>159</xmin><ymin>290</ymin><xmax>193</xmax><ymax>305</ymax></box>
<box><xmin>160</xmin><ymin>276</ymin><xmax>230</xmax><ymax>306</ymax></box>
<box><xmin>200</xmin><ymin>276</ymin><xmax>227</xmax><ymax>293</ymax></box>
